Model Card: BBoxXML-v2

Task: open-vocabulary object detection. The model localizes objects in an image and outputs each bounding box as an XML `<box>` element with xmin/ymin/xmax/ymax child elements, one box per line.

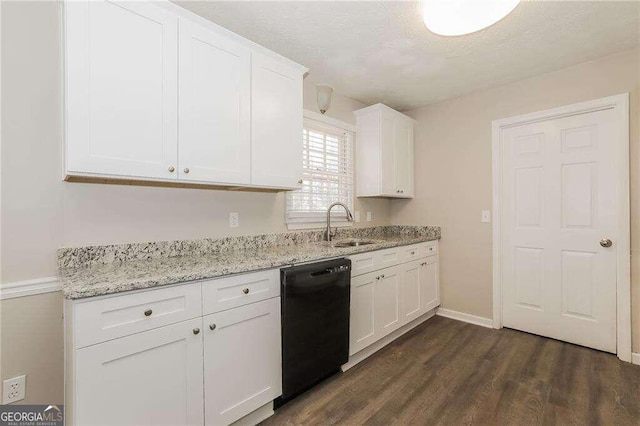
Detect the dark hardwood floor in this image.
<box><xmin>263</xmin><ymin>316</ymin><xmax>640</xmax><ymax>426</ymax></box>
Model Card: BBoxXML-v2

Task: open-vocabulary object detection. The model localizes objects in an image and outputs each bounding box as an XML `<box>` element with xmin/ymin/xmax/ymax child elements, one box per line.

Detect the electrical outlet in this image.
<box><xmin>354</xmin><ymin>211</ymin><xmax>361</xmax><ymax>222</ymax></box>
<box><xmin>229</xmin><ymin>212</ymin><xmax>239</xmax><ymax>228</ymax></box>
<box><xmin>366</xmin><ymin>212</ymin><xmax>372</xmax><ymax>222</ymax></box>
<box><xmin>481</xmin><ymin>210</ymin><xmax>491</xmax><ymax>223</ymax></box>
<box><xmin>3</xmin><ymin>375</ymin><xmax>26</xmax><ymax>404</ymax></box>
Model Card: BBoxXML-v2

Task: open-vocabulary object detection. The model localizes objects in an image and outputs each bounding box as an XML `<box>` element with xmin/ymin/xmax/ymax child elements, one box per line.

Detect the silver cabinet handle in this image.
<box><xmin>380</xmin><ymin>274</ymin><xmax>385</xmax><ymax>278</ymax></box>
<box><xmin>183</xmin><ymin>167</ymin><xmax>190</xmax><ymax>174</ymax></box>
<box><xmin>242</xmin><ymin>288</ymin><xmax>250</xmax><ymax>294</ymax></box>
<box><xmin>168</xmin><ymin>166</ymin><xmax>175</xmax><ymax>173</ymax></box>
<box><xmin>375</xmin><ymin>276</ymin><xmax>380</xmax><ymax>280</ymax></box>
<box><xmin>298</xmin><ymin>179</ymin><xmax>303</xmax><ymax>184</ymax></box>
<box><xmin>209</xmin><ymin>324</ymin><xmax>217</xmax><ymax>331</ymax></box>
<box><xmin>144</xmin><ymin>309</ymin><xmax>152</xmax><ymax>317</ymax></box>
<box><xmin>410</xmin><ymin>251</ymin><xmax>415</xmax><ymax>255</ymax></box>
<box><xmin>193</xmin><ymin>328</ymin><xmax>200</xmax><ymax>335</ymax></box>
<box><xmin>600</xmin><ymin>239</ymin><xmax>613</xmax><ymax>248</ymax></box>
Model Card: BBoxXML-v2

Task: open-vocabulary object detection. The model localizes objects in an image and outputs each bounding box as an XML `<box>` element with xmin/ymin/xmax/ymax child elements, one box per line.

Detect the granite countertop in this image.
<box><xmin>59</xmin><ymin>226</ymin><xmax>440</xmax><ymax>300</ymax></box>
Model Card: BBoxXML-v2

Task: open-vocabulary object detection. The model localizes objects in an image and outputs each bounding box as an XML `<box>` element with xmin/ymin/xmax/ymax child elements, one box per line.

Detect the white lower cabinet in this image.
<box><xmin>66</xmin><ymin>269</ymin><xmax>283</xmax><ymax>426</ymax></box>
<box><xmin>74</xmin><ymin>318</ymin><xmax>204</xmax><ymax>426</ymax></box>
<box><xmin>203</xmin><ymin>297</ymin><xmax>282</xmax><ymax>425</ymax></box>
<box><xmin>348</xmin><ymin>241</ymin><xmax>440</xmax><ymax>357</ymax></box>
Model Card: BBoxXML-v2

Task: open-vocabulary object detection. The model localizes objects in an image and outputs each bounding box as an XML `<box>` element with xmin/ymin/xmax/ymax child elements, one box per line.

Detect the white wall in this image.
<box><xmin>0</xmin><ymin>1</ymin><xmax>388</xmax><ymax>404</ymax></box>
<box><xmin>391</xmin><ymin>49</ymin><xmax>640</xmax><ymax>351</ymax></box>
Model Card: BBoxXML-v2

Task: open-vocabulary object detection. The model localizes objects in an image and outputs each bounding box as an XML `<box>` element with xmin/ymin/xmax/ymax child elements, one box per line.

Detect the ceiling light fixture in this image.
<box><xmin>423</xmin><ymin>0</ymin><xmax>521</xmax><ymax>36</ymax></box>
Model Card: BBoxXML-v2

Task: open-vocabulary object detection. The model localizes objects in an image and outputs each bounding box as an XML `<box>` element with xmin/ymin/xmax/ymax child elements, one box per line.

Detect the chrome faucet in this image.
<box><xmin>326</xmin><ymin>202</ymin><xmax>354</xmax><ymax>242</ymax></box>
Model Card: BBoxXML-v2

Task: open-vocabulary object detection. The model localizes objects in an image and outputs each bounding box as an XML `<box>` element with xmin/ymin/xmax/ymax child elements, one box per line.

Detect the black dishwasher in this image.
<box><xmin>277</xmin><ymin>258</ymin><xmax>351</xmax><ymax>406</ymax></box>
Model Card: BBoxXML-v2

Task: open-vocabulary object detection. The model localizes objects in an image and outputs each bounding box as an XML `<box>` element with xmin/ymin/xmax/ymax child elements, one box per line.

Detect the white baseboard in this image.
<box><xmin>0</xmin><ymin>277</ymin><xmax>61</xmax><ymax>300</ymax></box>
<box><xmin>436</xmin><ymin>308</ymin><xmax>493</xmax><ymax>329</ymax></box>
<box><xmin>342</xmin><ymin>308</ymin><xmax>436</xmax><ymax>372</ymax></box>
<box><xmin>632</xmin><ymin>352</ymin><xmax>640</xmax><ymax>366</ymax></box>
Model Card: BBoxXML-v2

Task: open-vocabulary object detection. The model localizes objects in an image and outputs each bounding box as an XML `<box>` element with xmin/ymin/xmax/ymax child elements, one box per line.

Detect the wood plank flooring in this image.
<box><xmin>263</xmin><ymin>316</ymin><xmax>640</xmax><ymax>426</ymax></box>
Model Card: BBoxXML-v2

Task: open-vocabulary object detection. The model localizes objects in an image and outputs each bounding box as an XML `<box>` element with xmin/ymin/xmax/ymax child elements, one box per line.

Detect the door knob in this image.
<box><xmin>168</xmin><ymin>166</ymin><xmax>175</xmax><ymax>173</ymax></box>
<box><xmin>144</xmin><ymin>309</ymin><xmax>152</xmax><ymax>317</ymax></box>
<box><xmin>209</xmin><ymin>324</ymin><xmax>217</xmax><ymax>331</ymax></box>
<box><xmin>243</xmin><ymin>288</ymin><xmax>250</xmax><ymax>294</ymax></box>
<box><xmin>600</xmin><ymin>239</ymin><xmax>613</xmax><ymax>248</ymax></box>
<box><xmin>193</xmin><ymin>328</ymin><xmax>200</xmax><ymax>335</ymax></box>
<box><xmin>183</xmin><ymin>167</ymin><xmax>190</xmax><ymax>174</ymax></box>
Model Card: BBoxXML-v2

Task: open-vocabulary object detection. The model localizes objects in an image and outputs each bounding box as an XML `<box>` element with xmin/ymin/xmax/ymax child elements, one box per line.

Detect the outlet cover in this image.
<box><xmin>481</xmin><ymin>210</ymin><xmax>491</xmax><ymax>223</ymax></box>
<box><xmin>229</xmin><ymin>212</ymin><xmax>240</xmax><ymax>228</ymax></box>
<box><xmin>3</xmin><ymin>375</ymin><xmax>26</xmax><ymax>404</ymax></box>
<box><xmin>366</xmin><ymin>212</ymin><xmax>372</xmax><ymax>222</ymax></box>
<box><xmin>354</xmin><ymin>211</ymin><xmax>361</xmax><ymax>222</ymax></box>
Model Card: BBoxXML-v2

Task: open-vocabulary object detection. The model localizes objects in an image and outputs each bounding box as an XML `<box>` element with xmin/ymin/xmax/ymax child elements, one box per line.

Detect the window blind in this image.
<box><xmin>286</xmin><ymin>118</ymin><xmax>354</xmax><ymax>226</ymax></box>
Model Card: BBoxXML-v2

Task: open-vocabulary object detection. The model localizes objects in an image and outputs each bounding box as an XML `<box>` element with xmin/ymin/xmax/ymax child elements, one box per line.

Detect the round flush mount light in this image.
<box><xmin>423</xmin><ymin>0</ymin><xmax>521</xmax><ymax>36</ymax></box>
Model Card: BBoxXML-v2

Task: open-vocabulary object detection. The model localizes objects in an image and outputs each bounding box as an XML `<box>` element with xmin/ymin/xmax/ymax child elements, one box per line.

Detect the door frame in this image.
<box><xmin>491</xmin><ymin>93</ymin><xmax>631</xmax><ymax>362</ymax></box>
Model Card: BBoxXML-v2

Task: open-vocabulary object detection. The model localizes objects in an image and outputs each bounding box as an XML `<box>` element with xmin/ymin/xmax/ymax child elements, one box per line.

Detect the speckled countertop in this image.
<box><xmin>58</xmin><ymin>226</ymin><xmax>440</xmax><ymax>300</ymax></box>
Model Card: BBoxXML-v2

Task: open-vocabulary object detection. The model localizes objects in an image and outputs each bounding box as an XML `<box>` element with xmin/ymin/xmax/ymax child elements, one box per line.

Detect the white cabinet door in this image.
<box><xmin>420</xmin><ymin>257</ymin><xmax>440</xmax><ymax>313</ymax></box>
<box><xmin>65</xmin><ymin>0</ymin><xmax>178</xmax><ymax>180</ymax></box>
<box><xmin>380</xmin><ymin>111</ymin><xmax>398</xmax><ymax>196</ymax></box>
<box><xmin>203</xmin><ymin>297</ymin><xmax>282</xmax><ymax>425</ymax></box>
<box><xmin>178</xmin><ymin>19</ymin><xmax>250</xmax><ymax>184</ymax></box>
<box><xmin>75</xmin><ymin>318</ymin><xmax>204</xmax><ymax>426</ymax></box>
<box><xmin>349</xmin><ymin>271</ymin><xmax>378</xmax><ymax>355</ymax></box>
<box><xmin>376</xmin><ymin>266</ymin><xmax>402</xmax><ymax>337</ymax></box>
<box><xmin>400</xmin><ymin>260</ymin><xmax>422</xmax><ymax>325</ymax></box>
<box><xmin>394</xmin><ymin>118</ymin><xmax>414</xmax><ymax>197</ymax></box>
<box><xmin>251</xmin><ymin>52</ymin><xmax>303</xmax><ymax>188</ymax></box>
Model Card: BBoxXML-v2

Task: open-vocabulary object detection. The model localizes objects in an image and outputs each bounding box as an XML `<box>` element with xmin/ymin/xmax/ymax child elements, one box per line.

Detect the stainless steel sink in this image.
<box><xmin>327</xmin><ymin>239</ymin><xmax>379</xmax><ymax>248</ymax></box>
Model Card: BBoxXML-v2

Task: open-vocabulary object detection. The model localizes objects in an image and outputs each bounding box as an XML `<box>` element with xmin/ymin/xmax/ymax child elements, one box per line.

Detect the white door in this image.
<box><xmin>178</xmin><ymin>19</ymin><xmax>251</xmax><ymax>184</ymax></box>
<box><xmin>349</xmin><ymin>271</ymin><xmax>378</xmax><ymax>355</ymax></box>
<box><xmin>380</xmin><ymin>111</ymin><xmax>398</xmax><ymax>196</ymax></box>
<box><xmin>203</xmin><ymin>298</ymin><xmax>282</xmax><ymax>425</ymax></box>
<box><xmin>75</xmin><ymin>318</ymin><xmax>204</xmax><ymax>426</ymax></box>
<box><xmin>65</xmin><ymin>0</ymin><xmax>178</xmax><ymax>180</ymax></box>
<box><xmin>420</xmin><ymin>256</ymin><xmax>440</xmax><ymax>313</ymax></box>
<box><xmin>502</xmin><ymin>108</ymin><xmax>618</xmax><ymax>352</ymax></box>
<box><xmin>394</xmin><ymin>118</ymin><xmax>414</xmax><ymax>197</ymax></box>
<box><xmin>251</xmin><ymin>52</ymin><xmax>303</xmax><ymax>188</ymax></box>
<box><xmin>376</xmin><ymin>266</ymin><xmax>402</xmax><ymax>337</ymax></box>
<box><xmin>400</xmin><ymin>260</ymin><xmax>422</xmax><ymax>324</ymax></box>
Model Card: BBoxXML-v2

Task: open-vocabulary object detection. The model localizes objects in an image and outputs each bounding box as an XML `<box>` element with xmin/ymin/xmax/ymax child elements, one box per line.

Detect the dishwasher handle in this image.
<box><xmin>311</xmin><ymin>268</ymin><xmax>335</xmax><ymax>277</ymax></box>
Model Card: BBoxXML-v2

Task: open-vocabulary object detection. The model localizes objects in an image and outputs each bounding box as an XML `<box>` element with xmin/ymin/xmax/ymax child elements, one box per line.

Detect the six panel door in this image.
<box><xmin>203</xmin><ymin>297</ymin><xmax>282</xmax><ymax>425</ymax></box>
<box><xmin>75</xmin><ymin>318</ymin><xmax>204</xmax><ymax>426</ymax></box>
<box><xmin>65</xmin><ymin>0</ymin><xmax>178</xmax><ymax>180</ymax></box>
<box><xmin>251</xmin><ymin>52</ymin><xmax>303</xmax><ymax>188</ymax></box>
<box><xmin>501</xmin><ymin>108</ymin><xmax>617</xmax><ymax>353</ymax></box>
<box><xmin>178</xmin><ymin>19</ymin><xmax>251</xmax><ymax>184</ymax></box>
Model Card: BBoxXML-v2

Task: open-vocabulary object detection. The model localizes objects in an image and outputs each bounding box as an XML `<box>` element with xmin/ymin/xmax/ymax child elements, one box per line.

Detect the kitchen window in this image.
<box><xmin>286</xmin><ymin>113</ymin><xmax>355</xmax><ymax>229</ymax></box>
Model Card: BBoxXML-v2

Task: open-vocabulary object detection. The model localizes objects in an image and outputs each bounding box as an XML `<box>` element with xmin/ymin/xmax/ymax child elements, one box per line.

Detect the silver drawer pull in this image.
<box><xmin>193</xmin><ymin>328</ymin><xmax>200</xmax><ymax>335</ymax></box>
<box><xmin>410</xmin><ymin>251</ymin><xmax>415</xmax><ymax>255</ymax></box>
<box><xmin>242</xmin><ymin>288</ymin><xmax>250</xmax><ymax>295</ymax></box>
<box><xmin>144</xmin><ymin>309</ymin><xmax>153</xmax><ymax>317</ymax></box>
<box><xmin>209</xmin><ymin>324</ymin><xmax>217</xmax><ymax>331</ymax></box>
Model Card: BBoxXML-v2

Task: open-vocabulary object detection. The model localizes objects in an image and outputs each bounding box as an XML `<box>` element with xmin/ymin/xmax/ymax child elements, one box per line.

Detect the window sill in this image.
<box><xmin>286</xmin><ymin>221</ymin><xmax>354</xmax><ymax>231</ymax></box>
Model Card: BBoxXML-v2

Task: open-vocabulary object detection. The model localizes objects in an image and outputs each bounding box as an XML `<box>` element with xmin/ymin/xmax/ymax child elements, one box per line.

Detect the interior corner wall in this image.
<box><xmin>390</xmin><ymin>49</ymin><xmax>640</xmax><ymax>351</ymax></box>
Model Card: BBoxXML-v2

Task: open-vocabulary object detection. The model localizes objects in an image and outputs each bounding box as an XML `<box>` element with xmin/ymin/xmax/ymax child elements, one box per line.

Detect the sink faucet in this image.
<box><xmin>326</xmin><ymin>202</ymin><xmax>354</xmax><ymax>242</ymax></box>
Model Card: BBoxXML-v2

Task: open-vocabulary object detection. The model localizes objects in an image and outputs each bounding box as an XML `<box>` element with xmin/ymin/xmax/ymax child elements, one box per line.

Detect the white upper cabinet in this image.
<box><xmin>65</xmin><ymin>1</ymin><xmax>179</xmax><ymax>180</ymax></box>
<box><xmin>64</xmin><ymin>0</ymin><xmax>307</xmax><ymax>189</ymax></box>
<box><xmin>251</xmin><ymin>53</ymin><xmax>304</xmax><ymax>189</ymax></box>
<box><xmin>178</xmin><ymin>19</ymin><xmax>251</xmax><ymax>184</ymax></box>
<box><xmin>355</xmin><ymin>104</ymin><xmax>415</xmax><ymax>198</ymax></box>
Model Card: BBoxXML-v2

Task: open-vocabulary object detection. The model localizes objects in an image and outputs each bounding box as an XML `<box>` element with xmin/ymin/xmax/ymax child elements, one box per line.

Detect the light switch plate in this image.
<box><xmin>354</xmin><ymin>211</ymin><xmax>361</xmax><ymax>222</ymax></box>
<box><xmin>366</xmin><ymin>212</ymin><xmax>372</xmax><ymax>222</ymax></box>
<box><xmin>229</xmin><ymin>212</ymin><xmax>239</xmax><ymax>228</ymax></box>
<box><xmin>481</xmin><ymin>210</ymin><xmax>491</xmax><ymax>223</ymax></box>
<box><xmin>3</xmin><ymin>375</ymin><xmax>26</xmax><ymax>404</ymax></box>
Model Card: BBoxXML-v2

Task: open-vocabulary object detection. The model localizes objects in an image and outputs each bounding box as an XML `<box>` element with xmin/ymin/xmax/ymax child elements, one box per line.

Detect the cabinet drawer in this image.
<box><xmin>74</xmin><ymin>282</ymin><xmax>202</xmax><ymax>349</ymax></box>
<box><xmin>349</xmin><ymin>247</ymin><xmax>402</xmax><ymax>277</ymax></box>
<box><xmin>401</xmin><ymin>241</ymin><xmax>438</xmax><ymax>261</ymax></box>
<box><xmin>202</xmin><ymin>269</ymin><xmax>279</xmax><ymax>315</ymax></box>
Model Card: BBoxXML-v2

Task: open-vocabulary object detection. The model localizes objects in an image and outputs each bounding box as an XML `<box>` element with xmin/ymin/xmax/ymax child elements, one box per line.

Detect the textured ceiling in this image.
<box><xmin>174</xmin><ymin>1</ymin><xmax>640</xmax><ymax>111</ymax></box>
